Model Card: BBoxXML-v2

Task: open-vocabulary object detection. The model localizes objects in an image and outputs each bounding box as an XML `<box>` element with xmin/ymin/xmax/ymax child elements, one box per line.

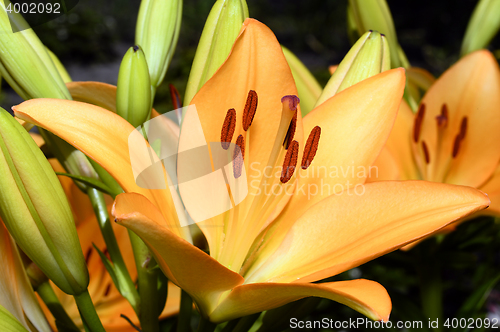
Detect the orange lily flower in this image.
<box><xmin>13</xmin><ymin>19</ymin><xmax>490</xmax><ymax>323</ymax></box>
<box><xmin>369</xmin><ymin>50</ymin><xmax>500</xmax><ymax>215</ymax></box>
<box><xmin>37</xmin><ymin>160</ymin><xmax>181</xmax><ymax>331</ymax></box>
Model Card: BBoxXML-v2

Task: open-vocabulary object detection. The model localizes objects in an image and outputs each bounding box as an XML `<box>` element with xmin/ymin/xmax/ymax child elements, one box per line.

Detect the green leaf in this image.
<box><xmin>55</xmin><ymin>172</ymin><xmax>118</xmax><ymax>197</ymax></box>
<box><xmin>456</xmin><ymin>273</ymin><xmax>500</xmax><ymax>318</ymax></box>
<box><xmin>92</xmin><ymin>244</ymin><xmax>120</xmax><ymax>291</ymax></box>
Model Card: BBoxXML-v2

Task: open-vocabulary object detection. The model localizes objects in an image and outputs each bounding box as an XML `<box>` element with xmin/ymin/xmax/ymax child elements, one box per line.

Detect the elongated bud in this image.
<box><xmin>282</xmin><ymin>46</ymin><xmax>322</xmax><ymax>117</ymax></box>
<box><xmin>46</xmin><ymin>47</ymin><xmax>72</xmax><ymax>83</ymax></box>
<box><xmin>461</xmin><ymin>0</ymin><xmax>500</xmax><ymax>56</ymax></box>
<box><xmin>0</xmin><ymin>1</ymin><xmax>70</xmax><ymax>100</ymax></box>
<box><xmin>116</xmin><ymin>46</ymin><xmax>152</xmax><ymax>127</ymax></box>
<box><xmin>0</xmin><ymin>109</ymin><xmax>88</xmax><ymax>295</ymax></box>
<box><xmin>315</xmin><ymin>31</ymin><xmax>390</xmax><ymax>107</ymax></box>
<box><xmin>184</xmin><ymin>0</ymin><xmax>249</xmax><ymax>105</ymax></box>
<box><xmin>0</xmin><ymin>305</ymin><xmax>29</xmax><ymax>332</ymax></box>
<box><xmin>348</xmin><ymin>0</ymin><xmax>406</xmax><ymax>69</ymax></box>
<box><xmin>135</xmin><ymin>0</ymin><xmax>182</xmax><ymax>91</ymax></box>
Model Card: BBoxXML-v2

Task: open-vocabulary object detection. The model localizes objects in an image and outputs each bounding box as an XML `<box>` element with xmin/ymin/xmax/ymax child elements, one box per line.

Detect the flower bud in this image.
<box><xmin>348</xmin><ymin>0</ymin><xmax>406</xmax><ymax>69</ymax></box>
<box><xmin>46</xmin><ymin>47</ymin><xmax>72</xmax><ymax>83</ymax></box>
<box><xmin>461</xmin><ymin>0</ymin><xmax>500</xmax><ymax>56</ymax></box>
<box><xmin>116</xmin><ymin>46</ymin><xmax>152</xmax><ymax>127</ymax></box>
<box><xmin>0</xmin><ymin>1</ymin><xmax>70</xmax><ymax>100</ymax></box>
<box><xmin>315</xmin><ymin>31</ymin><xmax>390</xmax><ymax>107</ymax></box>
<box><xmin>184</xmin><ymin>0</ymin><xmax>249</xmax><ymax>105</ymax></box>
<box><xmin>0</xmin><ymin>109</ymin><xmax>88</xmax><ymax>295</ymax></box>
<box><xmin>0</xmin><ymin>305</ymin><xmax>29</xmax><ymax>332</ymax></box>
<box><xmin>281</xmin><ymin>46</ymin><xmax>322</xmax><ymax>116</ymax></box>
<box><xmin>135</xmin><ymin>0</ymin><xmax>182</xmax><ymax>90</ymax></box>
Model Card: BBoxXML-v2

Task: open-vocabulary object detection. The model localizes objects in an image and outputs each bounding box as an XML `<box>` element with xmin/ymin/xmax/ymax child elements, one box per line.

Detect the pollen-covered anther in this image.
<box><xmin>281</xmin><ymin>95</ymin><xmax>300</xmax><ymax>112</ymax></box>
<box><xmin>281</xmin><ymin>140</ymin><xmax>299</xmax><ymax>183</ymax></box>
<box><xmin>242</xmin><ymin>90</ymin><xmax>258</xmax><ymax>131</ymax></box>
<box><xmin>452</xmin><ymin>134</ymin><xmax>461</xmax><ymax>158</ymax></box>
<box><xmin>451</xmin><ymin>116</ymin><xmax>468</xmax><ymax>158</ymax></box>
<box><xmin>435</xmin><ymin>103</ymin><xmax>448</xmax><ymax>129</ymax></box>
<box><xmin>283</xmin><ymin>111</ymin><xmax>297</xmax><ymax>149</ymax></box>
<box><xmin>221</xmin><ymin>108</ymin><xmax>236</xmax><ymax>149</ymax></box>
<box><xmin>459</xmin><ymin>116</ymin><xmax>468</xmax><ymax>139</ymax></box>
<box><xmin>421</xmin><ymin>141</ymin><xmax>430</xmax><ymax>164</ymax></box>
<box><xmin>233</xmin><ymin>134</ymin><xmax>245</xmax><ymax>178</ymax></box>
<box><xmin>413</xmin><ymin>103</ymin><xmax>426</xmax><ymax>143</ymax></box>
<box><xmin>169</xmin><ymin>84</ymin><xmax>182</xmax><ymax>110</ymax></box>
<box><xmin>301</xmin><ymin>126</ymin><xmax>321</xmax><ymax>170</ymax></box>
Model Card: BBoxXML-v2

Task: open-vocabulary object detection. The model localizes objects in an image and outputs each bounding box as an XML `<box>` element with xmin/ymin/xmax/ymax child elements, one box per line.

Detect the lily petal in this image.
<box><xmin>418</xmin><ymin>50</ymin><xmax>500</xmax><ymax>186</ymax></box>
<box><xmin>112</xmin><ymin>193</ymin><xmax>244</xmax><ymax>314</ymax></box>
<box><xmin>273</xmin><ymin>69</ymin><xmax>405</xmax><ymax>237</ymax></box>
<box><xmin>244</xmin><ymin>181</ymin><xmax>489</xmax><ymax>284</ymax></box>
<box><xmin>210</xmin><ymin>279</ymin><xmax>390</xmax><ymax>323</ymax></box>
<box><xmin>13</xmin><ymin>98</ymin><xmax>189</xmax><ymax>239</ymax></box>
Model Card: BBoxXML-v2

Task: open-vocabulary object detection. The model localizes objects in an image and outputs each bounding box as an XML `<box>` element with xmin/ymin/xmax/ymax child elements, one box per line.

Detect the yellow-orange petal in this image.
<box><xmin>244</xmin><ymin>181</ymin><xmax>489</xmax><ymax>284</ymax></box>
<box><xmin>112</xmin><ymin>193</ymin><xmax>244</xmax><ymax>315</ymax></box>
<box><xmin>418</xmin><ymin>50</ymin><xmax>500</xmax><ymax>186</ymax></box>
<box><xmin>182</xmin><ymin>18</ymin><xmax>303</xmax><ymax>256</ymax></box>
<box><xmin>273</xmin><ymin>68</ymin><xmax>406</xmax><ymax>239</ymax></box>
<box><xmin>13</xmin><ymin>98</ymin><xmax>189</xmax><ymax>240</ymax></box>
<box><xmin>210</xmin><ymin>279</ymin><xmax>390</xmax><ymax>323</ymax></box>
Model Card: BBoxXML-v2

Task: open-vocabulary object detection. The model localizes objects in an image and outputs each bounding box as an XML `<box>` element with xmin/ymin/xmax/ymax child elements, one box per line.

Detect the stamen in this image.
<box><xmin>421</xmin><ymin>141</ymin><xmax>430</xmax><ymax>164</ymax></box>
<box><xmin>302</xmin><ymin>126</ymin><xmax>321</xmax><ymax>169</ymax></box>
<box><xmin>221</xmin><ymin>108</ymin><xmax>236</xmax><ymax>149</ymax></box>
<box><xmin>413</xmin><ymin>103</ymin><xmax>426</xmax><ymax>143</ymax></box>
<box><xmin>283</xmin><ymin>111</ymin><xmax>297</xmax><ymax>149</ymax></box>
<box><xmin>169</xmin><ymin>84</ymin><xmax>182</xmax><ymax>110</ymax></box>
<box><xmin>104</xmin><ymin>284</ymin><xmax>112</xmax><ymax>296</ymax></box>
<box><xmin>435</xmin><ymin>103</ymin><xmax>448</xmax><ymax>128</ymax></box>
<box><xmin>85</xmin><ymin>248</ymin><xmax>92</xmax><ymax>264</ymax></box>
<box><xmin>233</xmin><ymin>135</ymin><xmax>245</xmax><ymax>178</ymax></box>
<box><xmin>281</xmin><ymin>140</ymin><xmax>299</xmax><ymax>183</ymax></box>
<box><xmin>243</xmin><ymin>90</ymin><xmax>258</xmax><ymax>131</ymax></box>
<box><xmin>281</xmin><ymin>95</ymin><xmax>300</xmax><ymax>112</ymax></box>
<box><xmin>459</xmin><ymin>116</ymin><xmax>468</xmax><ymax>139</ymax></box>
<box><xmin>452</xmin><ymin>134</ymin><xmax>461</xmax><ymax>158</ymax></box>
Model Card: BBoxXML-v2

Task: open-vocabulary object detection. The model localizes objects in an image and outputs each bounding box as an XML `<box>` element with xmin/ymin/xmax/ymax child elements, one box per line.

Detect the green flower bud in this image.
<box><xmin>0</xmin><ymin>1</ymin><xmax>71</xmax><ymax>100</ymax></box>
<box><xmin>348</xmin><ymin>0</ymin><xmax>406</xmax><ymax>69</ymax></box>
<box><xmin>116</xmin><ymin>46</ymin><xmax>152</xmax><ymax>128</ymax></box>
<box><xmin>46</xmin><ymin>47</ymin><xmax>72</xmax><ymax>83</ymax></box>
<box><xmin>281</xmin><ymin>46</ymin><xmax>322</xmax><ymax>117</ymax></box>
<box><xmin>461</xmin><ymin>0</ymin><xmax>500</xmax><ymax>56</ymax></box>
<box><xmin>315</xmin><ymin>31</ymin><xmax>390</xmax><ymax>107</ymax></box>
<box><xmin>135</xmin><ymin>0</ymin><xmax>182</xmax><ymax>90</ymax></box>
<box><xmin>0</xmin><ymin>305</ymin><xmax>29</xmax><ymax>332</ymax></box>
<box><xmin>184</xmin><ymin>0</ymin><xmax>249</xmax><ymax>105</ymax></box>
<box><xmin>0</xmin><ymin>109</ymin><xmax>88</xmax><ymax>295</ymax></box>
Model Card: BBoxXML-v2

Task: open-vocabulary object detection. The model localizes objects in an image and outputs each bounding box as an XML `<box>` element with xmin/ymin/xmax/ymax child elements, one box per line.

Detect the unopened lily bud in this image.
<box><xmin>184</xmin><ymin>0</ymin><xmax>249</xmax><ymax>105</ymax></box>
<box><xmin>116</xmin><ymin>46</ymin><xmax>152</xmax><ymax>127</ymax></box>
<box><xmin>0</xmin><ymin>305</ymin><xmax>29</xmax><ymax>332</ymax></box>
<box><xmin>282</xmin><ymin>46</ymin><xmax>322</xmax><ymax>117</ymax></box>
<box><xmin>0</xmin><ymin>1</ymin><xmax>70</xmax><ymax>100</ymax></box>
<box><xmin>461</xmin><ymin>0</ymin><xmax>500</xmax><ymax>56</ymax></box>
<box><xmin>348</xmin><ymin>0</ymin><xmax>405</xmax><ymax>69</ymax></box>
<box><xmin>0</xmin><ymin>109</ymin><xmax>88</xmax><ymax>295</ymax></box>
<box><xmin>315</xmin><ymin>31</ymin><xmax>390</xmax><ymax>107</ymax></box>
<box><xmin>135</xmin><ymin>0</ymin><xmax>182</xmax><ymax>91</ymax></box>
<box><xmin>46</xmin><ymin>47</ymin><xmax>72</xmax><ymax>83</ymax></box>
<box><xmin>26</xmin><ymin>263</ymin><xmax>48</xmax><ymax>291</ymax></box>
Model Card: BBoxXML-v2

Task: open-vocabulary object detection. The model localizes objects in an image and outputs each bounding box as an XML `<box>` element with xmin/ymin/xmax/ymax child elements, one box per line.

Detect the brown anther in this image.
<box><xmin>459</xmin><ymin>116</ymin><xmax>468</xmax><ymax>140</ymax></box>
<box><xmin>413</xmin><ymin>103</ymin><xmax>426</xmax><ymax>143</ymax></box>
<box><xmin>243</xmin><ymin>90</ymin><xmax>258</xmax><ymax>131</ymax></box>
<box><xmin>452</xmin><ymin>134</ymin><xmax>461</xmax><ymax>158</ymax></box>
<box><xmin>421</xmin><ymin>141</ymin><xmax>430</xmax><ymax>164</ymax></box>
<box><xmin>283</xmin><ymin>111</ymin><xmax>297</xmax><ymax>149</ymax></box>
<box><xmin>85</xmin><ymin>248</ymin><xmax>92</xmax><ymax>264</ymax></box>
<box><xmin>233</xmin><ymin>135</ymin><xmax>245</xmax><ymax>178</ymax></box>
<box><xmin>221</xmin><ymin>108</ymin><xmax>236</xmax><ymax>149</ymax></box>
<box><xmin>302</xmin><ymin>126</ymin><xmax>321</xmax><ymax>169</ymax></box>
<box><xmin>281</xmin><ymin>140</ymin><xmax>299</xmax><ymax>183</ymax></box>
<box><xmin>169</xmin><ymin>84</ymin><xmax>182</xmax><ymax>110</ymax></box>
<box><xmin>435</xmin><ymin>103</ymin><xmax>449</xmax><ymax>128</ymax></box>
<box><xmin>281</xmin><ymin>95</ymin><xmax>300</xmax><ymax>112</ymax></box>
<box><xmin>104</xmin><ymin>283</ymin><xmax>112</xmax><ymax>296</ymax></box>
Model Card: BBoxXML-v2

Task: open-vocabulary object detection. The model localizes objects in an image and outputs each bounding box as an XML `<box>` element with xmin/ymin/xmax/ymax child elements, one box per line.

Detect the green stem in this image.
<box><xmin>73</xmin><ymin>289</ymin><xmax>105</xmax><ymax>332</ymax></box>
<box><xmin>177</xmin><ymin>290</ymin><xmax>193</xmax><ymax>332</ymax></box>
<box><xmin>36</xmin><ymin>281</ymin><xmax>79</xmax><ymax>331</ymax></box>
<box><xmin>129</xmin><ymin>231</ymin><xmax>160</xmax><ymax>332</ymax></box>
<box><xmin>419</xmin><ymin>246</ymin><xmax>442</xmax><ymax>332</ymax></box>
<box><xmin>87</xmin><ymin>188</ymin><xmax>140</xmax><ymax>312</ymax></box>
<box><xmin>196</xmin><ymin>316</ymin><xmax>216</xmax><ymax>332</ymax></box>
<box><xmin>233</xmin><ymin>313</ymin><xmax>261</xmax><ymax>332</ymax></box>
